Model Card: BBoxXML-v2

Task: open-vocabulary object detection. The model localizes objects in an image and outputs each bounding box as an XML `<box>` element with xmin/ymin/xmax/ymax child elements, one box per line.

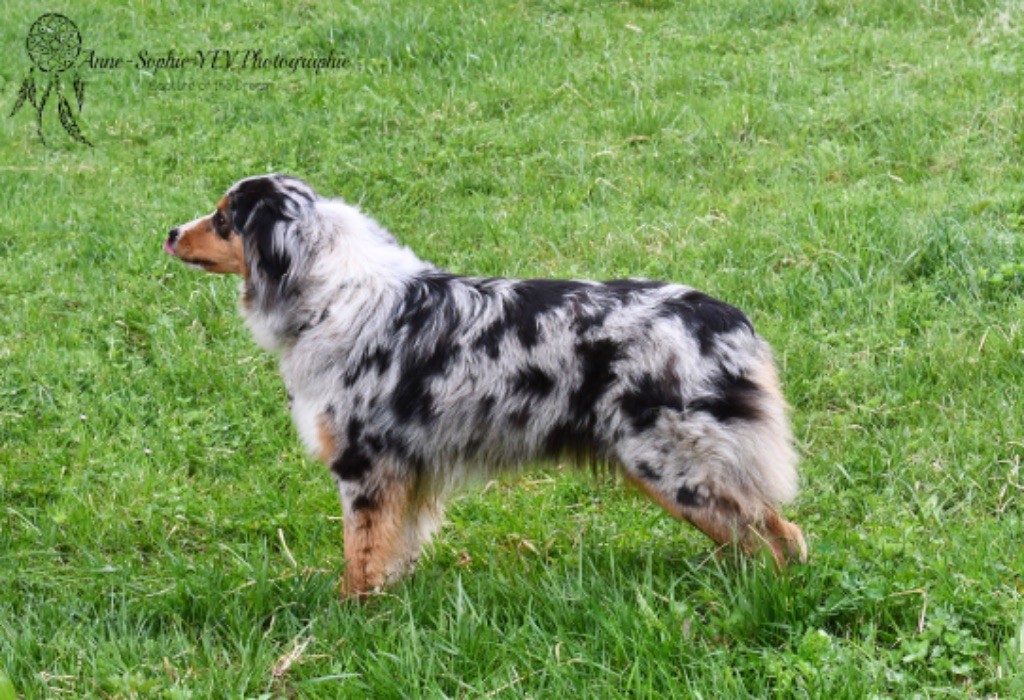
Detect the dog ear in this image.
<box><xmin>229</xmin><ymin>177</ymin><xmax>293</xmax><ymax>282</ymax></box>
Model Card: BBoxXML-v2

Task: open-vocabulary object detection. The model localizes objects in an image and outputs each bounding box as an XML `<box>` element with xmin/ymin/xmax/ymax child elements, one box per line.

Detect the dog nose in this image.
<box><xmin>165</xmin><ymin>228</ymin><xmax>180</xmax><ymax>255</ymax></box>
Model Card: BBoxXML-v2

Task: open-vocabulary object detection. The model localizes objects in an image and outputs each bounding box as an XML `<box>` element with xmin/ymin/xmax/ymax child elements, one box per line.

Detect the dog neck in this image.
<box><xmin>239</xmin><ymin>198</ymin><xmax>435</xmax><ymax>354</ymax></box>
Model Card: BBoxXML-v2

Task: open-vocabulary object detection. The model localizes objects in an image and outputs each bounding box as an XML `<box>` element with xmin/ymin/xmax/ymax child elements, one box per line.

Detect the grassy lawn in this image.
<box><xmin>2</xmin><ymin>0</ymin><xmax>1023</xmax><ymax>696</ymax></box>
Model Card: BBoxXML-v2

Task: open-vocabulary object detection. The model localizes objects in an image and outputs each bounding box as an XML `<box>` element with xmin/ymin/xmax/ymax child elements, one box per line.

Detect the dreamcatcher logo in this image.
<box><xmin>10</xmin><ymin>13</ymin><xmax>92</xmax><ymax>147</ymax></box>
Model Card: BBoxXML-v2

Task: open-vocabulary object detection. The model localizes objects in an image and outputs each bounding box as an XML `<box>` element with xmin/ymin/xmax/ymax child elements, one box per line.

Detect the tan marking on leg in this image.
<box><xmin>316</xmin><ymin>414</ymin><xmax>337</xmax><ymax>464</ymax></box>
<box><xmin>341</xmin><ymin>479</ymin><xmax>413</xmax><ymax>599</ymax></box>
<box><xmin>755</xmin><ymin>509</ymin><xmax>808</xmax><ymax>565</ymax></box>
<box><xmin>622</xmin><ymin>470</ymin><xmax>689</xmax><ymax>521</ymax></box>
<box><xmin>623</xmin><ymin>471</ymin><xmax>743</xmax><ymax>544</ymax></box>
<box><xmin>622</xmin><ymin>470</ymin><xmax>798</xmax><ymax>563</ymax></box>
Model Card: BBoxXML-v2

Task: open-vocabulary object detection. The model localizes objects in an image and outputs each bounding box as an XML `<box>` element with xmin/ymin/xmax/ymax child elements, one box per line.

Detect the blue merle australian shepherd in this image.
<box><xmin>165</xmin><ymin>174</ymin><xmax>806</xmax><ymax>597</ymax></box>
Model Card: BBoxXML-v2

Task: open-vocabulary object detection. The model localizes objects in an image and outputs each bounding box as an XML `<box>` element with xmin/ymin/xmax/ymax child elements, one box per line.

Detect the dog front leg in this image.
<box><xmin>338</xmin><ymin>478</ymin><xmax>411</xmax><ymax>599</ymax></box>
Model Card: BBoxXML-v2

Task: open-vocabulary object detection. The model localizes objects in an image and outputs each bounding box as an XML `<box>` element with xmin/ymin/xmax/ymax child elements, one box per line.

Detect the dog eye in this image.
<box><xmin>212</xmin><ymin>211</ymin><xmax>232</xmax><ymax>239</ymax></box>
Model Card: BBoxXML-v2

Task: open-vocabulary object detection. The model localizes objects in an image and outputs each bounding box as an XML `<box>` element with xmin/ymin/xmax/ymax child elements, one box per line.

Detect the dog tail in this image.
<box><xmin>668</xmin><ymin>342</ymin><xmax>800</xmax><ymax>519</ymax></box>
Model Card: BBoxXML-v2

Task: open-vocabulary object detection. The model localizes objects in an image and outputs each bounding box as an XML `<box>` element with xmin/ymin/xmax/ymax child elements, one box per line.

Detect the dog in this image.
<box><xmin>165</xmin><ymin>174</ymin><xmax>806</xmax><ymax>597</ymax></box>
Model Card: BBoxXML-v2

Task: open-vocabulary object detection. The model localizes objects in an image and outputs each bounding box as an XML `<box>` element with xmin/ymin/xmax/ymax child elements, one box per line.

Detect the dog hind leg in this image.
<box><xmin>616</xmin><ymin>395</ymin><xmax>807</xmax><ymax>566</ymax></box>
<box><xmin>622</xmin><ymin>463</ymin><xmax>805</xmax><ymax>565</ymax></box>
<box><xmin>396</xmin><ymin>496</ymin><xmax>446</xmax><ymax>576</ymax></box>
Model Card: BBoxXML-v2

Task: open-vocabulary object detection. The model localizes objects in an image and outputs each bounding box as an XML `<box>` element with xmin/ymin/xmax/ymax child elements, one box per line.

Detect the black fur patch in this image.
<box><xmin>509</xmin><ymin>407</ymin><xmax>532</xmax><ymax>429</ymax></box>
<box><xmin>343</xmin><ymin>345</ymin><xmax>394</xmax><ymax>387</ymax></box>
<box><xmin>571</xmin><ymin>308</ymin><xmax>609</xmax><ymax>334</ymax></box>
<box><xmin>472</xmin><ymin>319</ymin><xmax>506</xmax><ymax>359</ymax></box>
<box><xmin>390</xmin><ymin>276</ymin><xmax>465</xmax><ymax>419</ymax></box>
<box><xmin>393</xmin><ymin>274</ymin><xmax>459</xmax><ymax>337</ymax></box>
<box><xmin>230</xmin><ymin>177</ymin><xmax>302</xmax><ymax>282</ymax></box>
<box><xmin>473</xmin><ymin>279</ymin><xmax>587</xmax><ymax>355</ymax></box>
<box><xmin>363</xmin><ymin>432</ymin><xmax>385</xmax><ymax>454</ymax></box>
<box><xmin>659</xmin><ymin>291</ymin><xmax>753</xmax><ymax>355</ymax></box>
<box><xmin>542</xmin><ymin>421</ymin><xmax>596</xmax><ymax>465</ymax></box>
<box><xmin>618</xmin><ymin>371</ymin><xmax>684</xmax><ymax>432</ymax></box>
<box><xmin>229</xmin><ymin>177</ymin><xmax>280</xmax><ymax>231</ymax></box>
<box><xmin>296</xmin><ymin>307</ymin><xmax>332</xmax><ymax>337</ymax></box>
<box><xmin>510</xmin><ymin>279</ymin><xmax>586</xmax><ymax>348</ymax></box>
<box><xmin>368</xmin><ymin>346</ymin><xmax>394</xmax><ymax>375</ymax></box>
<box><xmin>511</xmin><ymin>364</ymin><xmax>556</xmax><ymax>398</ymax></box>
<box><xmin>380</xmin><ymin>428</ymin><xmax>421</xmax><ymax>467</ymax></box>
<box><xmin>601</xmin><ymin>278</ymin><xmax>666</xmax><ymax>295</ymax></box>
<box><xmin>477</xmin><ymin>394</ymin><xmax>497</xmax><ymax>421</ymax></box>
<box><xmin>676</xmin><ymin>484</ymin><xmax>705</xmax><ymax>508</ymax></box>
<box><xmin>690</xmin><ymin>372</ymin><xmax>763</xmax><ymax>422</ymax></box>
<box><xmin>391</xmin><ymin>343</ymin><xmax>461</xmax><ymax>423</ymax></box>
<box><xmin>635</xmin><ymin>461</ymin><xmax>661</xmax><ymax>481</ymax></box>
<box><xmin>569</xmin><ymin>338</ymin><xmax>622</xmax><ymax>421</ymax></box>
<box><xmin>331</xmin><ymin>418</ymin><xmax>374</xmax><ymax>481</ymax></box>
<box><xmin>351</xmin><ymin>493</ymin><xmax>378</xmax><ymax>511</ymax></box>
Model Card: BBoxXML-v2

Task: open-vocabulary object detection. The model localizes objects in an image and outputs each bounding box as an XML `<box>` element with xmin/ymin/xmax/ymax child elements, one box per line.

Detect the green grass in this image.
<box><xmin>2</xmin><ymin>0</ymin><xmax>1023</xmax><ymax>696</ymax></box>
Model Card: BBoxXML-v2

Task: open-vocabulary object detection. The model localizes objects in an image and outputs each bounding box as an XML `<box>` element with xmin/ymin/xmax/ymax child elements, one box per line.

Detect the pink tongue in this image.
<box><xmin>164</xmin><ymin>240</ymin><xmax>175</xmax><ymax>255</ymax></box>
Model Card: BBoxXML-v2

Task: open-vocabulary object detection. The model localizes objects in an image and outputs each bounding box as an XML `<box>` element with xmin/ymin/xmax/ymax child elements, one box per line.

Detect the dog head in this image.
<box><xmin>165</xmin><ymin>174</ymin><xmax>317</xmax><ymax>284</ymax></box>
